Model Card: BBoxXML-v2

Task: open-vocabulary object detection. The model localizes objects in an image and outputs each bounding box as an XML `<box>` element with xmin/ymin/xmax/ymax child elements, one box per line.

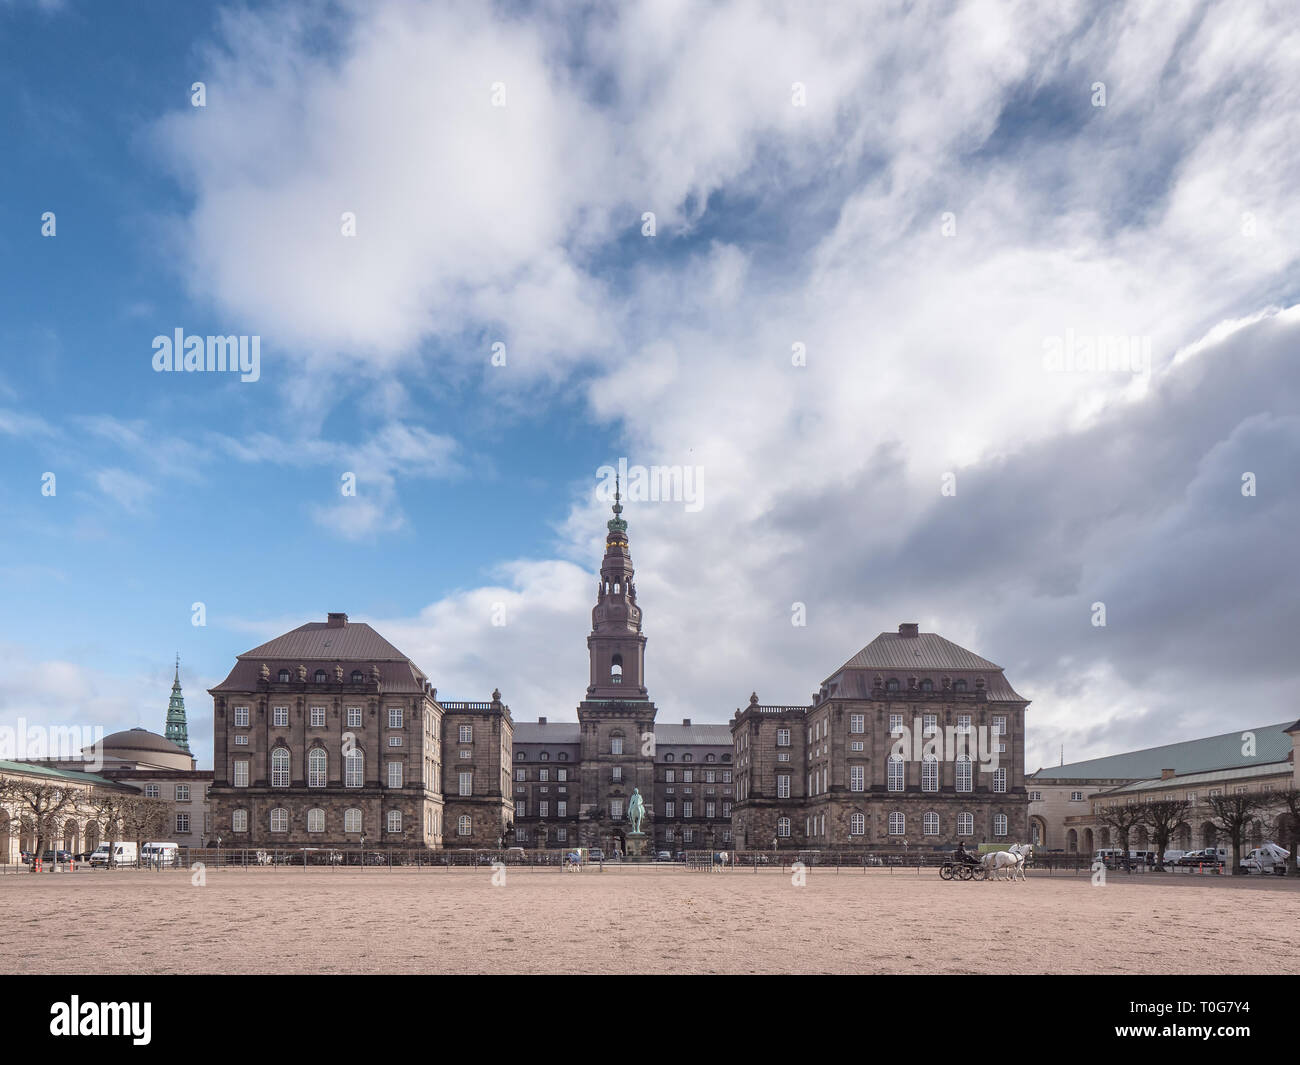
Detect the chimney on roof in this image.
<box><xmin>538</xmin><ymin>716</ymin><xmax>547</xmax><ymax>725</ymax></box>
<box><xmin>899</xmin><ymin>622</ymin><xmax>919</xmax><ymax>637</ymax></box>
<box><xmin>327</xmin><ymin>612</ymin><xmax>347</xmax><ymax>628</ymax></box>
<box><xmin>682</xmin><ymin>718</ymin><xmax>692</xmax><ymax>726</ymax></box>
<box><xmin>1161</xmin><ymin>767</ymin><xmax>1175</xmax><ymax>780</ymax></box>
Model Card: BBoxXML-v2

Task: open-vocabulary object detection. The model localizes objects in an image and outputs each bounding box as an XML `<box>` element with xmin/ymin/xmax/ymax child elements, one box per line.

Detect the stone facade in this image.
<box><xmin>732</xmin><ymin>623</ymin><xmax>1032</xmax><ymax>853</ymax></box>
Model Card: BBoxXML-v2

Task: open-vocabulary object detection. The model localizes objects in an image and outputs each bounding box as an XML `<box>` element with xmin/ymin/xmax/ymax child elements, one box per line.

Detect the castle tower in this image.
<box><xmin>577</xmin><ymin>478</ymin><xmax>657</xmax><ymax>853</ymax></box>
<box><xmin>165</xmin><ymin>654</ymin><xmax>191</xmax><ymax>754</ymax></box>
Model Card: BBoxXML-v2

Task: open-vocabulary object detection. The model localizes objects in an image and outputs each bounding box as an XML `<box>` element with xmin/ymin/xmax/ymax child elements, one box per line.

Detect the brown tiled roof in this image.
<box><xmin>211</xmin><ymin>620</ymin><xmax>430</xmax><ymax>694</ymax></box>
<box><xmin>826</xmin><ymin>630</ymin><xmax>1026</xmax><ymax>703</ymax></box>
<box><xmin>832</xmin><ymin>631</ymin><xmax>1002</xmax><ymax>674</ymax></box>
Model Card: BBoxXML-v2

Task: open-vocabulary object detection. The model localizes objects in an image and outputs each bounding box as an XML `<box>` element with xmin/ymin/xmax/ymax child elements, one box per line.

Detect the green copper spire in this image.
<box><xmin>165</xmin><ymin>653</ymin><xmax>191</xmax><ymax>754</ymax></box>
<box><xmin>606</xmin><ymin>473</ymin><xmax>628</xmax><ymax>535</ymax></box>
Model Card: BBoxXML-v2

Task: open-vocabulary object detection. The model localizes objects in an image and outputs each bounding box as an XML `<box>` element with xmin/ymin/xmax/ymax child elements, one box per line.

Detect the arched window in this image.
<box><xmin>344</xmin><ymin>809</ymin><xmax>362</xmax><ymax>834</ymax></box>
<box><xmin>886</xmin><ymin>678</ymin><xmax>901</xmax><ymax>691</ymax></box>
<box><xmin>278</xmin><ymin>669</ymin><xmax>290</xmax><ymax>683</ymax></box>
<box><xmin>232</xmin><ymin>809</ymin><xmax>248</xmax><ymax>833</ymax></box>
<box><xmin>955</xmin><ymin>756</ymin><xmax>972</xmax><ymax>793</ymax></box>
<box><xmin>458</xmin><ymin>815</ymin><xmax>471</xmax><ymax>837</ymax></box>
<box><xmin>993</xmin><ymin>814</ymin><xmax>1008</xmax><ymax>837</ymax></box>
<box><xmin>270</xmin><ymin>808</ymin><xmax>288</xmax><ymax>833</ymax></box>
<box><xmin>539</xmin><ymin>752</ymin><xmax>549</xmax><ymax>761</ymax></box>
<box><xmin>957</xmin><ymin>813</ymin><xmax>973</xmax><ymax>837</ymax></box>
<box><xmin>350</xmin><ymin>670</ymin><xmax>364</xmax><ymax>683</ymax></box>
<box><xmin>1066</xmin><ymin>828</ymin><xmax>1078</xmax><ymax>852</ymax></box>
<box><xmin>271</xmin><ymin>748</ymin><xmax>290</xmax><ymax>788</ymax></box>
<box><xmin>921</xmin><ymin>755</ymin><xmax>938</xmax><ymax>792</ymax></box>
<box><xmin>923</xmin><ymin>811</ymin><xmax>939</xmax><ymax>836</ymax></box>
<box><xmin>682</xmin><ymin>754</ymin><xmax>693</xmax><ymax>763</ymax></box>
<box><xmin>344</xmin><ymin>748</ymin><xmax>364</xmax><ymax>788</ymax></box>
<box><xmin>516</xmin><ymin>750</ymin><xmax>525</xmax><ymax>760</ymax></box>
<box><xmin>307</xmin><ymin>809</ymin><xmax>325</xmax><ymax>833</ymax></box>
<box><xmin>558</xmin><ymin>752</ymin><xmax>568</xmax><ymax>761</ymax></box>
<box><xmin>664</xmin><ymin>753</ymin><xmax>674</xmax><ymax>762</ymax></box>
<box><xmin>887</xmin><ymin>755</ymin><xmax>904</xmax><ymax>792</ymax></box>
<box><xmin>888</xmin><ymin>812</ymin><xmax>905</xmax><ymax>836</ymax></box>
<box><xmin>849</xmin><ymin>812</ymin><xmax>865</xmax><ymax>836</ymax></box>
<box><xmin>919</xmin><ymin>679</ymin><xmax>934</xmax><ymax>692</ymax></box>
<box><xmin>314</xmin><ymin>670</ymin><xmax>327</xmax><ymax>683</ymax></box>
<box><xmin>776</xmin><ymin>817</ymin><xmax>790</xmax><ymax>838</ymax></box>
<box><xmin>308</xmin><ymin>748</ymin><xmax>327</xmax><ymax>788</ymax></box>
<box><xmin>953</xmin><ymin>679</ymin><xmax>968</xmax><ymax>692</ymax></box>
<box><xmin>706</xmin><ymin>754</ymin><xmax>716</xmax><ymax>763</ymax></box>
<box><xmin>610</xmin><ymin>654</ymin><xmax>623</xmax><ymax>684</ymax></box>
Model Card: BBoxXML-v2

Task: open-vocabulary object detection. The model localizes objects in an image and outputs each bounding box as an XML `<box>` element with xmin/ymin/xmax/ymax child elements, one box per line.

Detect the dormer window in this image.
<box><xmin>350</xmin><ymin>670</ymin><xmax>364</xmax><ymax>683</ymax></box>
<box><xmin>314</xmin><ymin>670</ymin><xmax>327</xmax><ymax>683</ymax></box>
<box><xmin>920</xmin><ymin>679</ymin><xmax>934</xmax><ymax>692</ymax></box>
<box><xmin>886</xmin><ymin>678</ymin><xmax>901</xmax><ymax>692</ymax></box>
<box><xmin>278</xmin><ymin>669</ymin><xmax>290</xmax><ymax>683</ymax></box>
<box><xmin>953</xmin><ymin>679</ymin><xmax>968</xmax><ymax>692</ymax></box>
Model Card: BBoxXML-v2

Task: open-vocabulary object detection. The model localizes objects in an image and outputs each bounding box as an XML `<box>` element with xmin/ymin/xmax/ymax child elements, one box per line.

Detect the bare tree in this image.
<box><xmin>1206</xmin><ymin>790</ymin><xmax>1274</xmax><ymax>875</ymax></box>
<box><xmin>1271</xmin><ymin>788</ymin><xmax>1300</xmax><ymax>874</ymax></box>
<box><xmin>93</xmin><ymin>789</ymin><xmax>136</xmax><ymax>867</ymax></box>
<box><xmin>0</xmin><ymin>774</ymin><xmax>78</xmax><ymax>858</ymax></box>
<box><xmin>122</xmin><ymin>796</ymin><xmax>172</xmax><ymax>856</ymax></box>
<box><xmin>1138</xmin><ymin>798</ymin><xmax>1191</xmax><ymax>871</ymax></box>
<box><xmin>1096</xmin><ymin>801</ymin><xmax>1146</xmax><ymax>869</ymax></box>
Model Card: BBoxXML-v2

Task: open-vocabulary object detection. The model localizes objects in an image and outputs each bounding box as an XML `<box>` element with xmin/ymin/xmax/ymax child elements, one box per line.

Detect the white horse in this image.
<box><xmin>984</xmin><ymin>843</ymin><xmax>1031</xmax><ymax>881</ymax></box>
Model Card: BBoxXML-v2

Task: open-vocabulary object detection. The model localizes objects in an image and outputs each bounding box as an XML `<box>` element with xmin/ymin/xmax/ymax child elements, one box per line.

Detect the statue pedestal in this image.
<box><xmin>625</xmin><ymin>833</ymin><xmax>649</xmax><ymax>858</ymax></box>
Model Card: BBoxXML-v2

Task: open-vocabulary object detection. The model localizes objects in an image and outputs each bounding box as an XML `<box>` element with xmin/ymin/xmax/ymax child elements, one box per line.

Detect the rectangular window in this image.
<box><xmin>144</xmin><ymin>784</ymin><xmax>159</xmax><ymax>798</ymax></box>
<box><xmin>389</xmin><ymin>708</ymin><xmax>404</xmax><ymax>729</ymax></box>
<box><xmin>459</xmin><ymin>771</ymin><xmax>473</xmax><ymax>796</ymax></box>
<box><xmin>176</xmin><ymin>813</ymin><xmax>189</xmax><ymax>833</ymax></box>
<box><xmin>776</xmin><ymin>728</ymin><xmax>790</xmax><ymax>747</ymax></box>
<box><xmin>175</xmin><ymin>784</ymin><xmax>190</xmax><ymax>801</ymax></box>
<box><xmin>538</xmin><ymin>801</ymin><xmax>549</xmax><ymax>817</ymax></box>
<box><xmin>665</xmin><ymin>769</ymin><xmax>675</xmax><ymax>783</ymax></box>
<box><xmin>683</xmin><ymin>770</ymin><xmax>693</xmax><ymax>783</ymax></box>
<box><xmin>722</xmin><ymin>770</ymin><xmax>731</xmax><ymax>783</ymax></box>
<box><xmin>665</xmin><ymin>801</ymin><xmax>675</xmax><ymax>818</ymax></box>
<box><xmin>232</xmin><ymin>809</ymin><xmax>248</xmax><ymax>833</ymax></box>
<box><xmin>234</xmin><ymin>706</ymin><xmax>249</xmax><ymax>727</ymax></box>
<box><xmin>958</xmin><ymin>813</ymin><xmax>973</xmax><ymax>836</ymax></box>
<box><xmin>557</xmin><ymin>801</ymin><xmax>567</xmax><ymax>817</ymax></box>
<box><xmin>889</xmin><ymin>713</ymin><xmax>904</xmax><ymax>734</ymax></box>
<box><xmin>557</xmin><ymin>769</ymin><xmax>567</xmax><ymax>782</ymax></box>
<box><xmin>993</xmin><ymin>715</ymin><xmax>1007</xmax><ymax>735</ymax></box>
<box><xmin>234</xmin><ymin>735</ymin><xmax>248</xmax><ymax>745</ymax></box>
<box><xmin>722</xmin><ymin>802</ymin><xmax>731</xmax><ymax>817</ymax></box>
<box><xmin>347</xmin><ymin>707</ymin><xmax>362</xmax><ymax>728</ymax></box>
<box><xmin>387</xmin><ymin>762</ymin><xmax>403</xmax><ymax>788</ymax></box>
<box><xmin>887</xmin><ymin>758</ymin><xmax>904</xmax><ymax>792</ymax></box>
<box><xmin>233</xmin><ymin>760</ymin><xmax>248</xmax><ymax>788</ymax></box>
<box><xmin>610</xmin><ymin>800</ymin><xmax>623</xmax><ymax>820</ymax></box>
<box><xmin>706</xmin><ymin>802</ymin><xmax>715</xmax><ymax>819</ymax></box>
<box><xmin>850</xmin><ymin>714</ymin><xmax>865</xmax><ymax>734</ymax></box>
<box><xmin>993</xmin><ymin>767</ymin><xmax>1007</xmax><ymax>793</ymax></box>
<box><xmin>556</xmin><ymin>828</ymin><xmax>567</xmax><ymax>842</ymax></box>
<box><xmin>517</xmin><ymin>801</ymin><xmax>527</xmax><ymax>818</ymax></box>
<box><xmin>956</xmin><ymin>758</ymin><xmax>972</xmax><ymax>793</ymax></box>
<box><xmin>776</xmin><ymin>774</ymin><xmax>790</xmax><ymax>799</ymax></box>
<box><xmin>683</xmin><ymin>829</ymin><xmax>694</xmax><ymax>844</ymax></box>
<box><xmin>310</xmin><ymin>706</ymin><xmax>325</xmax><ymax>727</ymax></box>
<box><xmin>957</xmin><ymin>714</ymin><xmax>971</xmax><ymax>734</ymax></box>
<box><xmin>516</xmin><ymin>768</ymin><xmax>526</xmax><ymax>781</ymax></box>
<box><xmin>387</xmin><ymin>810</ymin><xmax>402</xmax><ymax>833</ymax></box>
<box><xmin>273</xmin><ymin>706</ymin><xmax>288</xmax><ymax>727</ymax></box>
<box><xmin>612</xmin><ymin>767</ymin><xmax>622</xmax><ymax>782</ymax></box>
<box><xmin>611</xmin><ymin>736</ymin><xmax>624</xmax><ymax>755</ymax></box>
<box><xmin>459</xmin><ymin>724</ymin><xmax>472</xmax><ymax>743</ymax></box>
<box><xmin>388</xmin><ymin>736</ymin><xmax>403</xmax><ymax>746</ymax></box>
<box><xmin>850</xmin><ymin>765</ymin><xmax>864</xmax><ymax>792</ymax></box>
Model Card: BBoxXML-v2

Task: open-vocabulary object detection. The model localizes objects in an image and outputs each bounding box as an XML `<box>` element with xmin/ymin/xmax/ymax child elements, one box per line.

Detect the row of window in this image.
<box><xmin>229</xmin><ymin>808</ymin><xmax>477</xmax><ymax>836</ymax></box>
<box><xmin>231</xmin><ymin>752</ymin><xmax>476</xmax><ymax>794</ymax></box>
<box><xmin>771</xmin><ymin>812</ymin><xmax>1009</xmax><ymax>837</ymax></box>
<box><xmin>234</xmin><ymin>706</ymin><xmax>477</xmax><ymax>738</ymax></box>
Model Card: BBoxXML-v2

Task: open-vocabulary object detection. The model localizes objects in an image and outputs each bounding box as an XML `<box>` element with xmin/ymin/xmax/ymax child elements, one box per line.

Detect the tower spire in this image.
<box><xmin>165</xmin><ymin>655</ymin><xmax>191</xmax><ymax>754</ymax></box>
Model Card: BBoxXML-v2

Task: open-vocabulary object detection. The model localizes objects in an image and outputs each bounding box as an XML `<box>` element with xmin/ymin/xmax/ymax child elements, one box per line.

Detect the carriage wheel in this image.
<box><xmin>940</xmin><ymin>864</ymin><xmax>954</xmax><ymax>881</ymax></box>
<box><xmin>973</xmin><ymin>865</ymin><xmax>989</xmax><ymax>880</ymax></box>
<box><xmin>958</xmin><ymin>864</ymin><xmax>974</xmax><ymax>880</ymax></box>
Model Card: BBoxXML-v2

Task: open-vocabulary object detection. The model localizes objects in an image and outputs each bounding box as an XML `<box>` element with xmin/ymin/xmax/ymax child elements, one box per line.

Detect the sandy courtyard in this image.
<box><xmin>3</xmin><ymin>866</ymin><xmax>1296</xmax><ymax>975</ymax></box>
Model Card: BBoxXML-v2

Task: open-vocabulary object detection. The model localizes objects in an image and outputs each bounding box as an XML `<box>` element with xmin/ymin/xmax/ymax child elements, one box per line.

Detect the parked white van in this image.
<box><xmin>141</xmin><ymin>842</ymin><xmax>179</xmax><ymax>866</ymax></box>
<box><xmin>89</xmin><ymin>842</ymin><xmax>138</xmax><ymax>867</ymax></box>
<box><xmin>1241</xmin><ymin>842</ymin><xmax>1289</xmax><ymax>875</ymax></box>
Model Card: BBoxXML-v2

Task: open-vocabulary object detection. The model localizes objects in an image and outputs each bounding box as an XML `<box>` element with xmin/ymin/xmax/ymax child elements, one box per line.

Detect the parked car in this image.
<box><xmin>655</xmin><ymin>850</ymin><xmax>672</xmax><ymax>862</ymax></box>
<box><xmin>40</xmin><ymin>850</ymin><xmax>73</xmax><ymax>864</ymax></box>
<box><xmin>89</xmin><ymin>842</ymin><xmax>137</xmax><ymax>867</ymax></box>
<box><xmin>588</xmin><ymin>848</ymin><xmax>605</xmax><ymax>862</ymax></box>
<box><xmin>1162</xmin><ymin>850</ymin><xmax>1186</xmax><ymax>865</ymax></box>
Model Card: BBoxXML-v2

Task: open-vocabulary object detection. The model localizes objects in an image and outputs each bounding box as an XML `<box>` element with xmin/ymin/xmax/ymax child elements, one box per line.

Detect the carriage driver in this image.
<box><xmin>955</xmin><ymin>841</ymin><xmax>979</xmax><ymax>866</ymax></box>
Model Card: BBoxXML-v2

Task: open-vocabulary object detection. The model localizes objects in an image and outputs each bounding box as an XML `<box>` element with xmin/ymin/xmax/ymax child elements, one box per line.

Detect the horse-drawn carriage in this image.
<box><xmin>939</xmin><ymin>843</ymin><xmax>1032</xmax><ymax>882</ymax></box>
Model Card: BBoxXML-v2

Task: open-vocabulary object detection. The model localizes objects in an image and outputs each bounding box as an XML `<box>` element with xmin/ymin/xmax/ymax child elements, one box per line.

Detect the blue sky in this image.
<box><xmin>2</xmin><ymin>0</ymin><xmax>1298</xmax><ymax>773</ymax></box>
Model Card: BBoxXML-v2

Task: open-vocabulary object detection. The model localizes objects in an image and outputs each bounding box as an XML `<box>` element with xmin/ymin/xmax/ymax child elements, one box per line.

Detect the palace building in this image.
<box><xmin>207</xmin><ymin>485</ymin><xmax>1030</xmax><ymax>854</ymax></box>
